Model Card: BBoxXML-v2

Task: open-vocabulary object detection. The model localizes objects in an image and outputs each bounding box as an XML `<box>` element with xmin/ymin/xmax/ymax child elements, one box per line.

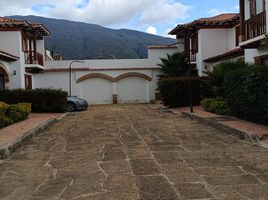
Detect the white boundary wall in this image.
<box><xmin>33</xmin><ymin>48</ymin><xmax>178</xmax><ymax>104</ymax></box>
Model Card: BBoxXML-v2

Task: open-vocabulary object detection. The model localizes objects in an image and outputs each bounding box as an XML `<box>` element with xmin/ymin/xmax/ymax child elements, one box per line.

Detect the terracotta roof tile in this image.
<box><xmin>0</xmin><ymin>17</ymin><xmax>51</xmax><ymax>36</ymax></box>
<box><xmin>45</xmin><ymin>66</ymin><xmax>161</xmax><ymax>72</ymax></box>
<box><xmin>0</xmin><ymin>51</ymin><xmax>19</xmax><ymax>62</ymax></box>
<box><xmin>147</xmin><ymin>45</ymin><xmax>177</xmax><ymax>49</ymax></box>
<box><xmin>203</xmin><ymin>48</ymin><xmax>244</xmax><ymax>63</ymax></box>
<box><xmin>0</xmin><ymin>17</ymin><xmax>25</xmax><ymax>23</ymax></box>
<box><xmin>169</xmin><ymin>13</ymin><xmax>239</xmax><ymax>35</ymax></box>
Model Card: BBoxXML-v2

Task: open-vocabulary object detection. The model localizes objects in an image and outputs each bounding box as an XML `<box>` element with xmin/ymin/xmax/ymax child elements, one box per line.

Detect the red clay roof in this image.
<box><xmin>0</xmin><ymin>17</ymin><xmax>51</xmax><ymax>36</ymax></box>
<box><xmin>45</xmin><ymin>66</ymin><xmax>161</xmax><ymax>72</ymax></box>
<box><xmin>169</xmin><ymin>13</ymin><xmax>239</xmax><ymax>35</ymax></box>
<box><xmin>0</xmin><ymin>17</ymin><xmax>26</xmax><ymax>23</ymax></box>
<box><xmin>147</xmin><ymin>45</ymin><xmax>177</xmax><ymax>49</ymax></box>
<box><xmin>203</xmin><ymin>48</ymin><xmax>244</xmax><ymax>63</ymax></box>
<box><xmin>0</xmin><ymin>51</ymin><xmax>19</xmax><ymax>62</ymax></box>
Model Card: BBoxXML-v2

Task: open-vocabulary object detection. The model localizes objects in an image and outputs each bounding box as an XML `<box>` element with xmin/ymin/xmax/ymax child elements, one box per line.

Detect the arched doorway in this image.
<box><xmin>0</xmin><ymin>63</ymin><xmax>9</xmax><ymax>90</ymax></box>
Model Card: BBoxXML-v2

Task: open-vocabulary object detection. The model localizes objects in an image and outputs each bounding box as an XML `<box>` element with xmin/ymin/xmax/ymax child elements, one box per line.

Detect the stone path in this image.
<box><xmin>0</xmin><ymin>104</ymin><xmax>268</xmax><ymax>200</ymax></box>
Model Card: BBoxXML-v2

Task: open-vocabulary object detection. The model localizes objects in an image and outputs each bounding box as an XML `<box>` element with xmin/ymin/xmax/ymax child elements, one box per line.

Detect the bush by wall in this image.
<box><xmin>201</xmin><ymin>98</ymin><xmax>230</xmax><ymax>115</ymax></box>
<box><xmin>0</xmin><ymin>89</ymin><xmax>67</xmax><ymax>113</ymax></box>
<box><xmin>225</xmin><ymin>66</ymin><xmax>268</xmax><ymax>125</ymax></box>
<box><xmin>0</xmin><ymin>101</ymin><xmax>31</xmax><ymax>129</ymax></box>
<box><xmin>158</xmin><ymin>77</ymin><xmax>201</xmax><ymax>108</ymax></box>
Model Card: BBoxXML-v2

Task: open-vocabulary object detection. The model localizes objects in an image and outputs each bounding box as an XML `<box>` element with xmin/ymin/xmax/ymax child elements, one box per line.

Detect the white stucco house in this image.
<box><xmin>0</xmin><ymin>17</ymin><xmax>51</xmax><ymax>90</ymax></box>
<box><xmin>169</xmin><ymin>13</ymin><xmax>244</xmax><ymax>76</ymax></box>
<box><xmin>0</xmin><ymin>17</ymin><xmax>178</xmax><ymax>105</ymax></box>
<box><xmin>239</xmin><ymin>0</ymin><xmax>268</xmax><ymax>64</ymax></box>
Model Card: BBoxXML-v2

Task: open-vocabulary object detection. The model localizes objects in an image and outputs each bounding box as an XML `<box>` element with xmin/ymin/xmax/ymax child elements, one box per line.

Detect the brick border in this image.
<box><xmin>0</xmin><ymin>113</ymin><xmax>67</xmax><ymax>159</ymax></box>
<box><xmin>160</xmin><ymin>106</ymin><xmax>268</xmax><ymax>149</ymax></box>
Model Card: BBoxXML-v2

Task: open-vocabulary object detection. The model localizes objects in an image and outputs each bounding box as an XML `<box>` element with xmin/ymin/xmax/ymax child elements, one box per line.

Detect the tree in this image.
<box><xmin>157</xmin><ymin>52</ymin><xmax>189</xmax><ymax>77</ymax></box>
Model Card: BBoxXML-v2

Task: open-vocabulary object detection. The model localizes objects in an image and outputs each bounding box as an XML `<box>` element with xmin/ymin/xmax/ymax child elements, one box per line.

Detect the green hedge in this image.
<box><xmin>201</xmin><ymin>98</ymin><xmax>230</xmax><ymax>115</ymax></box>
<box><xmin>0</xmin><ymin>102</ymin><xmax>31</xmax><ymax>128</ymax></box>
<box><xmin>0</xmin><ymin>89</ymin><xmax>67</xmax><ymax>113</ymax></box>
<box><xmin>158</xmin><ymin>77</ymin><xmax>201</xmax><ymax>108</ymax></box>
<box><xmin>225</xmin><ymin>66</ymin><xmax>268</xmax><ymax>125</ymax></box>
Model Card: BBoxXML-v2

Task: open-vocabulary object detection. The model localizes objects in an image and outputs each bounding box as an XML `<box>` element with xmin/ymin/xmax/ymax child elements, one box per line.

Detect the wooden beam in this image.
<box><xmin>240</xmin><ymin>0</ymin><xmax>246</xmax><ymax>42</ymax></box>
<box><xmin>33</xmin><ymin>31</ymin><xmax>37</xmax><ymax>62</ymax></box>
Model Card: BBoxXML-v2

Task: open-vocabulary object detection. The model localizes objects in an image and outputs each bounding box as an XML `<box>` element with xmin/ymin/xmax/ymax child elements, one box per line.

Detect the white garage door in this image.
<box><xmin>117</xmin><ymin>77</ymin><xmax>148</xmax><ymax>103</ymax></box>
<box><xmin>80</xmin><ymin>78</ymin><xmax>113</xmax><ymax>105</ymax></box>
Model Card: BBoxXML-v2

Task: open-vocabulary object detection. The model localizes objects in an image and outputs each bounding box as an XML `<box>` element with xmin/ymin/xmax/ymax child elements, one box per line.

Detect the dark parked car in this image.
<box><xmin>67</xmin><ymin>96</ymin><xmax>88</xmax><ymax>112</ymax></box>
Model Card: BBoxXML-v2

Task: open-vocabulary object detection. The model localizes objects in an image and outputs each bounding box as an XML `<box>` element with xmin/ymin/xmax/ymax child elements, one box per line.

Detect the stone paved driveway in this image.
<box><xmin>0</xmin><ymin>105</ymin><xmax>268</xmax><ymax>200</ymax></box>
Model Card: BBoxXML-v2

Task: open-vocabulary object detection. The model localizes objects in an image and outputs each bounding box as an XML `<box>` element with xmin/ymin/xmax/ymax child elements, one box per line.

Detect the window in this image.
<box><xmin>254</xmin><ymin>55</ymin><xmax>268</xmax><ymax>65</ymax></box>
<box><xmin>25</xmin><ymin>75</ymin><xmax>32</xmax><ymax>90</ymax></box>
<box><xmin>249</xmin><ymin>0</ymin><xmax>265</xmax><ymax>17</ymax></box>
<box><xmin>191</xmin><ymin>33</ymin><xmax>198</xmax><ymax>54</ymax></box>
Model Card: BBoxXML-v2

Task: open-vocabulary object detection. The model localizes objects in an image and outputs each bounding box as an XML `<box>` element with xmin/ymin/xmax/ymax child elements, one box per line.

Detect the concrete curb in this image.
<box><xmin>158</xmin><ymin>105</ymin><xmax>268</xmax><ymax>149</ymax></box>
<box><xmin>0</xmin><ymin>113</ymin><xmax>67</xmax><ymax>159</ymax></box>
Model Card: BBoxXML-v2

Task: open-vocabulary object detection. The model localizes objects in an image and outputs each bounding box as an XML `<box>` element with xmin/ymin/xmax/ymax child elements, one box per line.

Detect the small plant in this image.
<box><xmin>201</xmin><ymin>98</ymin><xmax>230</xmax><ymax>115</ymax></box>
<box><xmin>0</xmin><ymin>102</ymin><xmax>31</xmax><ymax>129</ymax></box>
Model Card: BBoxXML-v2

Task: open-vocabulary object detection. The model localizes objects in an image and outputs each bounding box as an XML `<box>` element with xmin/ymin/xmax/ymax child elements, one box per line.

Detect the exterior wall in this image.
<box><xmin>176</xmin><ymin>38</ymin><xmax>185</xmax><ymax>52</ymax></box>
<box><xmin>245</xmin><ymin>48</ymin><xmax>268</xmax><ymax>63</ymax></box>
<box><xmin>33</xmin><ymin>68</ymin><xmax>161</xmax><ymax>104</ymax></box>
<box><xmin>0</xmin><ymin>31</ymin><xmax>25</xmax><ymax>89</ymax></box>
<box><xmin>197</xmin><ymin>29</ymin><xmax>229</xmax><ymax>76</ymax></box>
<box><xmin>36</xmin><ymin>39</ymin><xmax>45</xmax><ymax>64</ymax></box>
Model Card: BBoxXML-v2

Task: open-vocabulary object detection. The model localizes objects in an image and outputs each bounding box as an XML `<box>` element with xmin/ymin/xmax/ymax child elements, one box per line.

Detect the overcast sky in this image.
<box><xmin>1</xmin><ymin>0</ymin><xmax>239</xmax><ymax>37</ymax></box>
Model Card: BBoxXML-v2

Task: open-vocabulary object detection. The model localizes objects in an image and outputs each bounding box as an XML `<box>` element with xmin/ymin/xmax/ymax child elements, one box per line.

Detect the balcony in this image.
<box><xmin>24</xmin><ymin>51</ymin><xmax>44</xmax><ymax>66</ymax></box>
<box><xmin>245</xmin><ymin>11</ymin><xmax>266</xmax><ymax>41</ymax></box>
<box><xmin>24</xmin><ymin>51</ymin><xmax>44</xmax><ymax>73</ymax></box>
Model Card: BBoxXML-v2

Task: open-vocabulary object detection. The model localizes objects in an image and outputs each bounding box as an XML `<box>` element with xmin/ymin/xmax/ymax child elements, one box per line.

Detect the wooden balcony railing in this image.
<box><xmin>190</xmin><ymin>53</ymin><xmax>197</xmax><ymax>62</ymax></box>
<box><xmin>24</xmin><ymin>51</ymin><xmax>44</xmax><ymax>66</ymax></box>
<box><xmin>245</xmin><ymin>11</ymin><xmax>267</xmax><ymax>41</ymax></box>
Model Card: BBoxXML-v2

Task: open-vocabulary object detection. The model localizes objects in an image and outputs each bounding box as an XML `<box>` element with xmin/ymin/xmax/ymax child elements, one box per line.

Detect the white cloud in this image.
<box><xmin>139</xmin><ymin>0</ymin><xmax>191</xmax><ymax>25</ymax></box>
<box><xmin>0</xmin><ymin>0</ymin><xmax>191</xmax><ymax>27</ymax></box>
<box><xmin>146</xmin><ymin>26</ymin><xmax>157</xmax><ymax>35</ymax></box>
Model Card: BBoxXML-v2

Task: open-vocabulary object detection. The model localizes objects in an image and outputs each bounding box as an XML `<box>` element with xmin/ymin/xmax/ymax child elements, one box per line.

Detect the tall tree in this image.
<box><xmin>157</xmin><ymin>52</ymin><xmax>189</xmax><ymax>77</ymax></box>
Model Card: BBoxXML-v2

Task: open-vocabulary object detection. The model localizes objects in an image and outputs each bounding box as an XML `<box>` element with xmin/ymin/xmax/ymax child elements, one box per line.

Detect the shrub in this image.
<box><xmin>203</xmin><ymin>61</ymin><xmax>252</xmax><ymax>97</ymax></box>
<box><xmin>0</xmin><ymin>89</ymin><xmax>67</xmax><ymax>113</ymax></box>
<box><xmin>201</xmin><ymin>98</ymin><xmax>230</xmax><ymax>115</ymax></box>
<box><xmin>0</xmin><ymin>102</ymin><xmax>31</xmax><ymax>129</ymax></box>
<box><xmin>6</xmin><ymin>103</ymin><xmax>32</xmax><ymax>122</ymax></box>
<box><xmin>225</xmin><ymin>65</ymin><xmax>268</xmax><ymax>125</ymax></box>
<box><xmin>158</xmin><ymin>77</ymin><xmax>201</xmax><ymax>107</ymax></box>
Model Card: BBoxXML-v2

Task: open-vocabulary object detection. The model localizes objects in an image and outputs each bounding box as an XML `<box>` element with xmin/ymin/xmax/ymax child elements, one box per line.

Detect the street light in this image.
<box><xmin>69</xmin><ymin>60</ymin><xmax>84</xmax><ymax>96</ymax></box>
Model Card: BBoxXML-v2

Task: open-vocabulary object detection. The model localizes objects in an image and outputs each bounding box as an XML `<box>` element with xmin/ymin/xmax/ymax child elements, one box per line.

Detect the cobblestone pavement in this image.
<box><xmin>0</xmin><ymin>105</ymin><xmax>268</xmax><ymax>200</ymax></box>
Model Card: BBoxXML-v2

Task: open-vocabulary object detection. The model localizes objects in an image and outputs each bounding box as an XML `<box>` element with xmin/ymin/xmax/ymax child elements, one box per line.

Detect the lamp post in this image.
<box><xmin>69</xmin><ymin>60</ymin><xmax>84</xmax><ymax>96</ymax></box>
<box><xmin>175</xmin><ymin>39</ymin><xmax>194</xmax><ymax>113</ymax></box>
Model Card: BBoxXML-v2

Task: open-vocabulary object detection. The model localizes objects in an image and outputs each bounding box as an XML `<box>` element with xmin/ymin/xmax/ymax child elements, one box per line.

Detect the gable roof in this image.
<box><xmin>169</xmin><ymin>13</ymin><xmax>239</xmax><ymax>36</ymax></box>
<box><xmin>0</xmin><ymin>17</ymin><xmax>51</xmax><ymax>36</ymax></box>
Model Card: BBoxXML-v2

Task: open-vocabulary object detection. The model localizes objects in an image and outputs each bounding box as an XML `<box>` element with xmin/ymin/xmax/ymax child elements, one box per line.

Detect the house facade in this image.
<box><xmin>239</xmin><ymin>0</ymin><xmax>268</xmax><ymax>64</ymax></box>
<box><xmin>0</xmin><ymin>17</ymin><xmax>50</xmax><ymax>90</ymax></box>
<box><xmin>0</xmin><ymin>17</ymin><xmax>178</xmax><ymax>104</ymax></box>
<box><xmin>169</xmin><ymin>14</ymin><xmax>244</xmax><ymax>76</ymax></box>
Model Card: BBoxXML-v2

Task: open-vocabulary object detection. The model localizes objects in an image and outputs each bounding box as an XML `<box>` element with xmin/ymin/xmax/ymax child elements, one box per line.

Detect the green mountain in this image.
<box><xmin>9</xmin><ymin>15</ymin><xmax>175</xmax><ymax>60</ymax></box>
